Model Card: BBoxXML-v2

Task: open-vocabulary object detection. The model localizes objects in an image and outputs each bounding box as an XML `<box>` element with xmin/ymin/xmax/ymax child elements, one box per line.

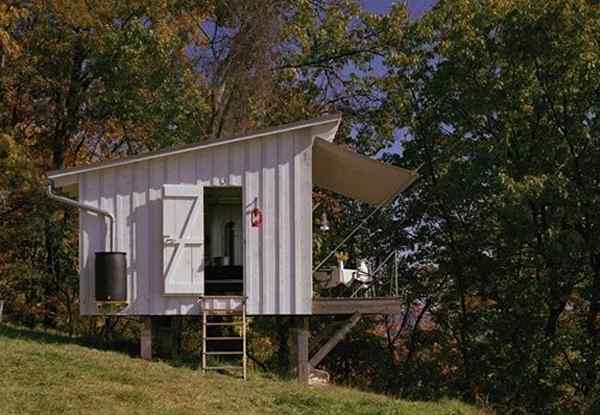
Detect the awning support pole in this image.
<box><xmin>47</xmin><ymin>180</ymin><xmax>115</xmax><ymax>251</ymax></box>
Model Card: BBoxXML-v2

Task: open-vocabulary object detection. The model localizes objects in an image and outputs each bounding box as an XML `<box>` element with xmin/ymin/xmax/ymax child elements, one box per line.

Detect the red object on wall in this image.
<box><xmin>251</xmin><ymin>208</ymin><xmax>263</xmax><ymax>227</ymax></box>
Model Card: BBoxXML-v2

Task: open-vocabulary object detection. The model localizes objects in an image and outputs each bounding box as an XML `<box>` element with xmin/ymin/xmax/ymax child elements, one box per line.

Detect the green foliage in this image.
<box><xmin>0</xmin><ymin>324</ymin><xmax>477</xmax><ymax>415</ymax></box>
<box><xmin>3</xmin><ymin>0</ymin><xmax>600</xmax><ymax>413</ymax></box>
<box><xmin>369</xmin><ymin>1</ymin><xmax>600</xmax><ymax>412</ymax></box>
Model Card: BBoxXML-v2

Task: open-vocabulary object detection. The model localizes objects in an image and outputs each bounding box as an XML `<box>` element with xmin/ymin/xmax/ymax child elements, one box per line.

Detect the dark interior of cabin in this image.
<box><xmin>203</xmin><ymin>187</ymin><xmax>243</xmax><ymax>296</ymax></box>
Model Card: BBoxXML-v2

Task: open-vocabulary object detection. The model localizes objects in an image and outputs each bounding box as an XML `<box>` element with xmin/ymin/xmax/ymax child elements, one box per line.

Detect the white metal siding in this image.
<box><xmin>79</xmin><ymin>130</ymin><xmax>314</xmax><ymax>315</ymax></box>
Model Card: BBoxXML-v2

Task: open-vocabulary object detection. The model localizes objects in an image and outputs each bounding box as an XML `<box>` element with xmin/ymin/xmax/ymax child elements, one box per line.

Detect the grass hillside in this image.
<box><xmin>0</xmin><ymin>324</ymin><xmax>477</xmax><ymax>415</ymax></box>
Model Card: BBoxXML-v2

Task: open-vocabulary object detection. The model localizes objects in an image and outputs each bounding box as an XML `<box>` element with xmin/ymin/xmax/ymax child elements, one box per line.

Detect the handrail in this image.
<box><xmin>47</xmin><ymin>180</ymin><xmax>115</xmax><ymax>251</ymax></box>
<box><xmin>312</xmin><ymin>194</ymin><xmax>393</xmax><ymax>273</ymax></box>
<box><xmin>312</xmin><ymin>181</ymin><xmax>414</xmax><ymax>273</ymax></box>
<box><xmin>350</xmin><ymin>250</ymin><xmax>397</xmax><ymax>298</ymax></box>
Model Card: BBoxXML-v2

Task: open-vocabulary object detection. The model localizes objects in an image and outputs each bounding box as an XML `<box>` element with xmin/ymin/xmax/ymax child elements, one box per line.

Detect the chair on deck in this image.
<box><xmin>314</xmin><ymin>259</ymin><xmax>373</xmax><ymax>289</ymax></box>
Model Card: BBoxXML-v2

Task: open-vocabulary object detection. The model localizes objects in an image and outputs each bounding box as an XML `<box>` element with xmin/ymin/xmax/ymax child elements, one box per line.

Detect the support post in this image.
<box><xmin>171</xmin><ymin>317</ymin><xmax>182</xmax><ymax>359</ymax></box>
<box><xmin>309</xmin><ymin>313</ymin><xmax>361</xmax><ymax>369</ymax></box>
<box><xmin>289</xmin><ymin>316</ymin><xmax>310</xmax><ymax>384</ymax></box>
<box><xmin>242</xmin><ymin>300</ymin><xmax>247</xmax><ymax>381</ymax></box>
<box><xmin>202</xmin><ymin>311</ymin><xmax>206</xmax><ymax>374</ymax></box>
<box><xmin>141</xmin><ymin>317</ymin><xmax>152</xmax><ymax>360</ymax></box>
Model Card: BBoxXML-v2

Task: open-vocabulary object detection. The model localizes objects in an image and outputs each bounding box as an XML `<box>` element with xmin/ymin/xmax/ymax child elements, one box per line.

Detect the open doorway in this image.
<box><xmin>204</xmin><ymin>187</ymin><xmax>243</xmax><ymax>296</ymax></box>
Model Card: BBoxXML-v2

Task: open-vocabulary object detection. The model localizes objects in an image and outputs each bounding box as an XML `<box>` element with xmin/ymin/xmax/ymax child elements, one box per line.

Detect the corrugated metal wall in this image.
<box><xmin>79</xmin><ymin>129</ymin><xmax>313</xmax><ymax>315</ymax></box>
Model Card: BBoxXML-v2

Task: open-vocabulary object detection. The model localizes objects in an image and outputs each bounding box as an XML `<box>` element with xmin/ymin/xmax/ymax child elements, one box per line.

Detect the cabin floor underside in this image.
<box><xmin>97</xmin><ymin>296</ymin><xmax>403</xmax><ymax>315</ymax></box>
<box><xmin>139</xmin><ymin>296</ymin><xmax>403</xmax><ymax>384</ymax></box>
<box><xmin>311</xmin><ymin>297</ymin><xmax>403</xmax><ymax>315</ymax></box>
<box><xmin>198</xmin><ymin>296</ymin><xmax>404</xmax><ymax>315</ymax></box>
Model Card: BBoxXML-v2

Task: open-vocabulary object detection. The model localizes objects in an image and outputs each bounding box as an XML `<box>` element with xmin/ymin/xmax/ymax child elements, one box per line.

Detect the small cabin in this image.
<box><xmin>47</xmin><ymin>114</ymin><xmax>416</xmax><ymax>317</ymax></box>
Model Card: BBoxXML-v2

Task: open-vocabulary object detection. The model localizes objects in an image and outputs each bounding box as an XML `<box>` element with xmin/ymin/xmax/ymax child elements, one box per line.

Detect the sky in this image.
<box><xmin>361</xmin><ymin>0</ymin><xmax>437</xmax><ymax>18</ymax></box>
<box><xmin>356</xmin><ymin>1</ymin><xmax>438</xmax><ymax>156</ymax></box>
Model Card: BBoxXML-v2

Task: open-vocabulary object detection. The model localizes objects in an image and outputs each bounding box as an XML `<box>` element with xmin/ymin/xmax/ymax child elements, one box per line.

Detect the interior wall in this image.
<box><xmin>205</xmin><ymin>188</ymin><xmax>243</xmax><ymax>266</ymax></box>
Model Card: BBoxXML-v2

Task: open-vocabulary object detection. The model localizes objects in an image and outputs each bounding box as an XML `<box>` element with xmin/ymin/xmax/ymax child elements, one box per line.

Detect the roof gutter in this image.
<box><xmin>47</xmin><ymin>180</ymin><xmax>115</xmax><ymax>251</ymax></box>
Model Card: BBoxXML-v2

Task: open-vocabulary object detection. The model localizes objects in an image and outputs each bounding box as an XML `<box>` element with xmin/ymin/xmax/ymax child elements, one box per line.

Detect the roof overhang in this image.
<box><xmin>47</xmin><ymin>113</ymin><xmax>417</xmax><ymax>204</ymax></box>
<box><xmin>312</xmin><ymin>138</ymin><xmax>418</xmax><ymax>205</ymax></box>
<box><xmin>47</xmin><ymin>113</ymin><xmax>342</xmax><ymax>188</ymax></box>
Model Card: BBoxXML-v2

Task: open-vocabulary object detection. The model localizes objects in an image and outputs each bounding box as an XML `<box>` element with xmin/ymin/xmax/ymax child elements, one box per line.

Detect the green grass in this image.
<box><xmin>0</xmin><ymin>324</ymin><xmax>477</xmax><ymax>415</ymax></box>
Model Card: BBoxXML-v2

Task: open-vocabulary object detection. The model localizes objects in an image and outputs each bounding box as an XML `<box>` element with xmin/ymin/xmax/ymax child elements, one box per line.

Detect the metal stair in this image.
<box><xmin>200</xmin><ymin>297</ymin><xmax>247</xmax><ymax>380</ymax></box>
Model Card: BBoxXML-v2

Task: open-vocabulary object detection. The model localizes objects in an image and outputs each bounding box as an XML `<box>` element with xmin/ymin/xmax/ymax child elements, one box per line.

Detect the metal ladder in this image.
<box><xmin>201</xmin><ymin>298</ymin><xmax>247</xmax><ymax>380</ymax></box>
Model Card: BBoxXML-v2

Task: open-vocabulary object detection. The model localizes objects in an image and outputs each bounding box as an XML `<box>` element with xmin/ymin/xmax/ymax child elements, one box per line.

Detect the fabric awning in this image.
<box><xmin>312</xmin><ymin>138</ymin><xmax>418</xmax><ymax>205</ymax></box>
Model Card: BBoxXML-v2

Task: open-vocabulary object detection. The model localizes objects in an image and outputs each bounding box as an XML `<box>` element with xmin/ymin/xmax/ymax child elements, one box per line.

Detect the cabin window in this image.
<box><xmin>204</xmin><ymin>187</ymin><xmax>243</xmax><ymax>296</ymax></box>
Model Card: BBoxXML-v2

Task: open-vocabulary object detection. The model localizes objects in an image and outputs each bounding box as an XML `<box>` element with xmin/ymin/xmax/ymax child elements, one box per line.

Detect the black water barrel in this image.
<box><xmin>95</xmin><ymin>252</ymin><xmax>127</xmax><ymax>302</ymax></box>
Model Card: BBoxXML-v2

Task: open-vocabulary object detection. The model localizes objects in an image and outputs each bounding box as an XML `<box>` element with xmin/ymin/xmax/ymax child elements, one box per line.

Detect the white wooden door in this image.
<box><xmin>162</xmin><ymin>184</ymin><xmax>204</xmax><ymax>295</ymax></box>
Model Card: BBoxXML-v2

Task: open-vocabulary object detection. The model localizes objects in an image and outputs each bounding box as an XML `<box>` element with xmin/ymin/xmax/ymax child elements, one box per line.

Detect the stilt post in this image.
<box><xmin>242</xmin><ymin>299</ymin><xmax>247</xmax><ymax>380</ymax></box>
<box><xmin>289</xmin><ymin>316</ymin><xmax>310</xmax><ymax>384</ymax></box>
<box><xmin>202</xmin><ymin>310</ymin><xmax>207</xmax><ymax>374</ymax></box>
<box><xmin>141</xmin><ymin>317</ymin><xmax>152</xmax><ymax>360</ymax></box>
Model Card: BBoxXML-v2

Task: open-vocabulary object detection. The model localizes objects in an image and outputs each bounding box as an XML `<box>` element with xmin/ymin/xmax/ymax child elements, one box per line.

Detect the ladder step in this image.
<box><xmin>203</xmin><ymin>310</ymin><xmax>243</xmax><ymax>313</ymax></box>
<box><xmin>200</xmin><ymin>296</ymin><xmax>246</xmax><ymax>300</ymax></box>
<box><xmin>204</xmin><ymin>351</ymin><xmax>244</xmax><ymax>355</ymax></box>
<box><xmin>203</xmin><ymin>311</ymin><xmax>243</xmax><ymax>315</ymax></box>
<box><xmin>203</xmin><ymin>308</ymin><xmax>243</xmax><ymax>311</ymax></box>
<box><xmin>205</xmin><ymin>337</ymin><xmax>243</xmax><ymax>340</ymax></box>
<box><xmin>205</xmin><ymin>366</ymin><xmax>244</xmax><ymax>370</ymax></box>
<box><xmin>202</xmin><ymin>299</ymin><xmax>247</xmax><ymax>380</ymax></box>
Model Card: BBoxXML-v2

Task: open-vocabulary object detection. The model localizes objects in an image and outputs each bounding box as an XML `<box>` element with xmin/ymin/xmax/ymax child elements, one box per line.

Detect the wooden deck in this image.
<box><xmin>312</xmin><ymin>297</ymin><xmax>403</xmax><ymax>315</ymax></box>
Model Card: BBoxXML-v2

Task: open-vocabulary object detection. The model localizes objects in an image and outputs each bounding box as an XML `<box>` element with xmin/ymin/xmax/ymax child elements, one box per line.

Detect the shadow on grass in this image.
<box><xmin>0</xmin><ymin>323</ymin><xmax>138</xmax><ymax>358</ymax></box>
<box><xmin>1</xmin><ymin>323</ymin><xmax>262</xmax><ymax>380</ymax></box>
<box><xmin>0</xmin><ymin>323</ymin><xmax>209</xmax><ymax>373</ymax></box>
<box><xmin>0</xmin><ymin>323</ymin><xmax>83</xmax><ymax>345</ymax></box>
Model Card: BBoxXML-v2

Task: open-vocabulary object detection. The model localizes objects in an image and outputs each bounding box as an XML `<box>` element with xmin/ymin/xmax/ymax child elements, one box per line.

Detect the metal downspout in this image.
<box><xmin>47</xmin><ymin>180</ymin><xmax>115</xmax><ymax>251</ymax></box>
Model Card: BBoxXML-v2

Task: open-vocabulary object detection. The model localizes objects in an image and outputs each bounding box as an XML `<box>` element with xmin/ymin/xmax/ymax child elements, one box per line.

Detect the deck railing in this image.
<box><xmin>314</xmin><ymin>251</ymin><xmax>402</xmax><ymax>299</ymax></box>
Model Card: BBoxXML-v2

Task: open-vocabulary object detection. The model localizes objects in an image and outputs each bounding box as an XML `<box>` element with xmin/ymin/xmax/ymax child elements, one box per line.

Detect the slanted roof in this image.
<box><xmin>312</xmin><ymin>138</ymin><xmax>418</xmax><ymax>205</ymax></box>
<box><xmin>47</xmin><ymin>113</ymin><xmax>418</xmax><ymax>204</ymax></box>
<box><xmin>47</xmin><ymin>113</ymin><xmax>342</xmax><ymax>187</ymax></box>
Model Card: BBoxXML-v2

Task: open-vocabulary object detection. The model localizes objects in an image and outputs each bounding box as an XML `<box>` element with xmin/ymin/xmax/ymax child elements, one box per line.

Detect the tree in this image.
<box><xmin>0</xmin><ymin>0</ymin><xmax>407</xmax><ymax>337</ymax></box>
<box><xmin>1</xmin><ymin>0</ymin><xmax>211</xmax><ymax>330</ymax></box>
<box><xmin>11</xmin><ymin>0</ymin><xmax>600</xmax><ymax>411</ymax></box>
<box><xmin>380</xmin><ymin>0</ymin><xmax>600</xmax><ymax>411</ymax></box>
